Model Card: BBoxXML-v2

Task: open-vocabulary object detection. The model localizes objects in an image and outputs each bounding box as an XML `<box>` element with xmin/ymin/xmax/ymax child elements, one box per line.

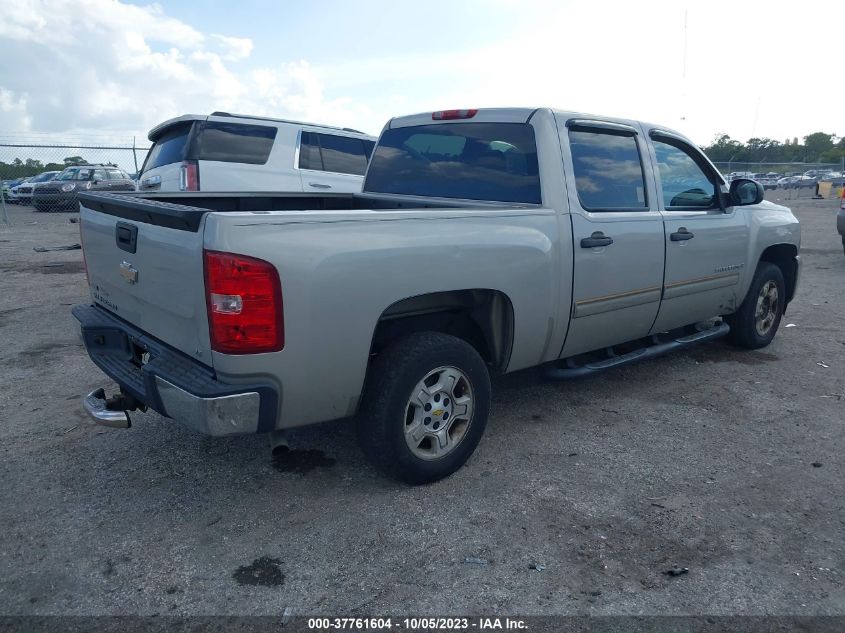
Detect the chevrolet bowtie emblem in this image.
<box><xmin>432</xmin><ymin>409</ymin><xmax>445</xmax><ymax>416</ymax></box>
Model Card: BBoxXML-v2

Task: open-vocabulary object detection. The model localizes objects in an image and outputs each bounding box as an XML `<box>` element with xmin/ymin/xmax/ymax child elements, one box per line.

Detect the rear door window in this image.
<box><xmin>568</xmin><ymin>127</ymin><xmax>647</xmax><ymax>210</ymax></box>
<box><xmin>364</xmin><ymin>122</ymin><xmax>541</xmax><ymax>203</ymax></box>
<box><xmin>298</xmin><ymin>131</ymin><xmax>323</xmax><ymax>171</ymax></box>
<box><xmin>143</xmin><ymin>122</ymin><xmax>194</xmax><ymax>171</ymax></box>
<box><xmin>318</xmin><ymin>134</ymin><xmax>369</xmax><ymax>175</ymax></box>
<box><xmin>197</xmin><ymin>121</ymin><xmax>277</xmax><ymax>164</ymax></box>
<box><xmin>299</xmin><ymin>132</ymin><xmax>372</xmax><ymax>176</ymax></box>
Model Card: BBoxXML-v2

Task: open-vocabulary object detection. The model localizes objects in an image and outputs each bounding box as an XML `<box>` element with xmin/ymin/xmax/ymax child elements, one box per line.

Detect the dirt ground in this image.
<box><xmin>0</xmin><ymin>191</ymin><xmax>842</xmax><ymax>617</ymax></box>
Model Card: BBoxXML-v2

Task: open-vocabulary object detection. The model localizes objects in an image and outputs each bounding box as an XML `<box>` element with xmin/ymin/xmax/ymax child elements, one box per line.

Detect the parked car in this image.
<box><xmin>756</xmin><ymin>176</ymin><xmax>778</xmax><ymax>190</ymax></box>
<box><xmin>74</xmin><ymin>107</ymin><xmax>801</xmax><ymax>483</ymax></box>
<box><xmin>818</xmin><ymin>171</ymin><xmax>842</xmax><ymax>181</ymax></box>
<box><xmin>9</xmin><ymin>171</ymin><xmax>60</xmax><ymax>205</ymax></box>
<box><xmin>138</xmin><ymin>112</ymin><xmax>377</xmax><ymax>194</ymax></box>
<box><xmin>2</xmin><ymin>177</ymin><xmax>26</xmax><ymax>201</ymax></box>
<box><xmin>32</xmin><ymin>165</ymin><xmax>136</xmax><ymax>212</ymax></box>
<box><xmin>6</xmin><ymin>176</ymin><xmax>34</xmax><ymax>203</ymax></box>
<box><xmin>777</xmin><ymin>175</ymin><xmax>816</xmax><ymax>189</ymax></box>
<box><xmin>727</xmin><ymin>171</ymin><xmax>754</xmax><ymax>182</ymax></box>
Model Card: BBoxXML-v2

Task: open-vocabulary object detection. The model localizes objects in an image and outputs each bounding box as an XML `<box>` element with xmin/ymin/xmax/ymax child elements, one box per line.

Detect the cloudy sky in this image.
<box><xmin>0</xmin><ymin>0</ymin><xmax>841</xmax><ymax>146</ymax></box>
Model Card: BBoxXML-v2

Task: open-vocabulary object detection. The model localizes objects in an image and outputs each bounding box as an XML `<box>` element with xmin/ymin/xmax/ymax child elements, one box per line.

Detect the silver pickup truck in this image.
<box><xmin>74</xmin><ymin>107</ymin><xmax>801</xmax><ymax>483</ymax></box>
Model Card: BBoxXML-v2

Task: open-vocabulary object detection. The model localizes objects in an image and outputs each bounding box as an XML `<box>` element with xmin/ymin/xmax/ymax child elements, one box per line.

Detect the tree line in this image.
<box><xmin>3</xmin><ymin>135</ymin><xmax>844</xmax><ymax>180</ymax></box>
<box><xmin>0</xmin><ymin>156</ymin><xmax>94</xmax><ymax>180</ymax></box>
<box><xmin>702</xmin><ymin>132</ymin><xmax>845</xmax><ymax>165</ymax></box>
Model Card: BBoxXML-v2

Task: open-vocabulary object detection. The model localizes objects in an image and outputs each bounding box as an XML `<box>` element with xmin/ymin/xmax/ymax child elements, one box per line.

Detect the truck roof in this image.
<box><xmin>387</xmin><ymin>107</ymin><xmax>689</xmax><ymax>142</ymax></box>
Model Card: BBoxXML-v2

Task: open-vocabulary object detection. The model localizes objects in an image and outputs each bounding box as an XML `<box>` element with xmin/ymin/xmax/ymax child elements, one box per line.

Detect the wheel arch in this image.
<box><xmin>758</xmin><ymin>243</ymin><xmax>799</xmax><ymax>305</ymax></box>
<box><xmin>369</xmin><ymin>289</ymin><xmax>515</xmax><ymax>374</ymax></box>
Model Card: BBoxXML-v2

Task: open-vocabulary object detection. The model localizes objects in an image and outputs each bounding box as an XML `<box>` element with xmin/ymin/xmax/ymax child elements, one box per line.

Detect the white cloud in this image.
<box><xmin>0</xmin><ymin>0</ymin><xmax>841</xmax><ymax>146</ymax></box>
<box><xmin>0</xmin><ymin>88</ymin><xmax>31</xmax><ymax>131</ymax></box>
<box><xmin>0</xmin><ymin>0</ymin><xmax>374</xmax><ymax>141</ymax></box>
<box><xmin>211</xmin><ymin>34</ymin><xmax>254</xmax><ymax>61</ymax></box>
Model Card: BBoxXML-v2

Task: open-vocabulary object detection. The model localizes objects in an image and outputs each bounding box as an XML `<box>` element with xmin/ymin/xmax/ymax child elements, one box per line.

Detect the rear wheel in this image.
<box><xmin>725</xmin><ymin>262</ymin><xmax>785</xmax><ymax>349</ymax></box>
<box><xmin>356</xmin><ymin>332</ymin><xmax>491</xmax><ymax>484</ymax></box>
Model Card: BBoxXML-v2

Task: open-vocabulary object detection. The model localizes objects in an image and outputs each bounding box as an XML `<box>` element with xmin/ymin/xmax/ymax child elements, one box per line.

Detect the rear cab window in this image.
<box><xmin>299</xmin><ymin>132</ymin><xmax>375</xmax><ymax>176</ymax></box>
<box><xmin>363</xmin><ymin>122</ymin><xmax>541</xmax><ymax>203</ymax></box>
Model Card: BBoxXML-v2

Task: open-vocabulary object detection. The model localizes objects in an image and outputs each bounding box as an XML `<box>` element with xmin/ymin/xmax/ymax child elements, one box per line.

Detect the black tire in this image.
<box><xmin>841</xmin><ymin>235</ymin><xmax>845</xmax><ymax>256</ymax></box>
<box><xmin>356</xmin><ymin>332</ymin><xmax>491</xmax><ymax>485</ymax></box>
<box><xmin>725</xmin><ymin>262</ymin><xmax>785</xmax><ymax>349</ymax></box>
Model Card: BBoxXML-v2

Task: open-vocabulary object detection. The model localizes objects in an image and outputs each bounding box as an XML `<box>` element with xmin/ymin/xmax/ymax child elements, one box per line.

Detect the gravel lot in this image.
<box><xmin>0</xmin><ymin>192</ymin><xmax>843</xmax><ymax>618</ymax></box>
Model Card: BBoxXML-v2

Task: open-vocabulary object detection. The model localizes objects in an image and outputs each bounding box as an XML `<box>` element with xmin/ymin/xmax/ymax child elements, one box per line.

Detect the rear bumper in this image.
<box><xmin>73</xmin><ymin>304</ymin><xmax>278</xmax><ymax>436</ymax></box>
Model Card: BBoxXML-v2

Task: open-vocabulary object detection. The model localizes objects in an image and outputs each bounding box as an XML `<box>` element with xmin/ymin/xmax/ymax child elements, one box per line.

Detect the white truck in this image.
<box><xmin>74</xmin><ymin>107</ymin><xmax>801</xmax><ymax>483</ymax></box>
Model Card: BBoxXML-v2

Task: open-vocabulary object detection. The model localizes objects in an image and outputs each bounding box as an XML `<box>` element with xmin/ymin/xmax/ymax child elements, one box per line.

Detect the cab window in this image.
<box><xmin>651</xmin><ymin>136</ymin><xmax>720</xmax><ymax>210</ymax></box>
<box><xmin>568</xmin><ymin>128</ymin><xmax>647</xmax><ymax>211</ymax></box>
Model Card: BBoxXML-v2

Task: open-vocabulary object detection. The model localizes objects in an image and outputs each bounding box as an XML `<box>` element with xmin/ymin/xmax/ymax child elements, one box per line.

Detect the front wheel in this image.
<box><xmin>725</xmin><ymin>262</ymin><xmax>785</xmax><ymax>349</ymax></box>
<box><xmin>356</xmin><ymin>332</ymin><xmax>491</xmax><ymax>484</ymax></box>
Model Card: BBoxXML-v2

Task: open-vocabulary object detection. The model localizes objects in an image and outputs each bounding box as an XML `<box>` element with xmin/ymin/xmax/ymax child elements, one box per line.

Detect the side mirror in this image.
<box><xmin>729</xmin><ymin>178</ymin><xmax>764</xmax><ymax>206</ymax></box>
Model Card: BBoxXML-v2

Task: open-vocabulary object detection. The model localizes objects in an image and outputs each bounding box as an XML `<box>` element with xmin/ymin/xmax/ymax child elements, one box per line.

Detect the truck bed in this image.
<box><xmin>78</xmin><ymin>191</ymin><xmax>507</xmax><ymax>232</ymax></box>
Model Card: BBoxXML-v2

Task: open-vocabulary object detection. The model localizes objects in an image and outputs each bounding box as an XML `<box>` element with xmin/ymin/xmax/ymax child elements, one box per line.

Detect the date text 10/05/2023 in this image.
<box><xmin>306</xmin><ymin>617</ymin><xmax>528</xmax><ymax>630</ymax></box>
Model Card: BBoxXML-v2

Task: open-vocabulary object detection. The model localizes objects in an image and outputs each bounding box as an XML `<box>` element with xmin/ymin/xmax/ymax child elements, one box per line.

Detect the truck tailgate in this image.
<box><xmin>79</xmin><ymin>199</ymin><xmax>212</xmax><ymax>365</ymax></box>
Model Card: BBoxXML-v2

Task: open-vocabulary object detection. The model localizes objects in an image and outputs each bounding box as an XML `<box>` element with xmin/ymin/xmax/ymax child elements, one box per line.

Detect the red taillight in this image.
<box><xmin>432</xmin><ymin>109</ymin><xmax>478</xmax><ymax>120</ymax></box>
<box><xmin>203</xmin><ymin>250</ymin><xmax>283</xmax><ymax>354</ymax></box>
<box><xmin>179</xmin><ymin>160</ymin><xmax>199</xmax><ymax>191</ymax></box>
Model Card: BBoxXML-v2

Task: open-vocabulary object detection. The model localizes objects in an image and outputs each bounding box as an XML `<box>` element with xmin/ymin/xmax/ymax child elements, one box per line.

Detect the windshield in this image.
<box><xmin>364</xmin><ymin>122</ymin><xmax>541</xmax><ymax>204</ymax></box>
<box><xmin>31</xmin><ymin>172</ymin><xmax>58</xmax><ymax>182</ymax></box>
<box><xmin>58</xmin><ymin>168</ymin><xmax>93</xmax><ymax>181</ymax></box>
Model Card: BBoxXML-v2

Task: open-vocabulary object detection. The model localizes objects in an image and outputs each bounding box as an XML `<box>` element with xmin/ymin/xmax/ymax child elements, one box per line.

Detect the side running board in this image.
<box><xmin>545</xmin><ymin>322</ymin><xmax>730</xmax><ymax>380</ymax></box>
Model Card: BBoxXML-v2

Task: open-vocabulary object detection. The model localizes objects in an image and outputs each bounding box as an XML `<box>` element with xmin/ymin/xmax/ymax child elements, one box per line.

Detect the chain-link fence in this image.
<box><xmin>0</xmin><ymin>139</ymin><xmax>151</xmax><ymax>222</ymax></box>
<box><xmin>0</xmin><ymin>141</ymin><xmax>150</xmax><ymax>179</ymax></box>
<box><xmin>709</xmin><ymin>161</ymin><xmax>845</xmax><ymax>201</ymax></box>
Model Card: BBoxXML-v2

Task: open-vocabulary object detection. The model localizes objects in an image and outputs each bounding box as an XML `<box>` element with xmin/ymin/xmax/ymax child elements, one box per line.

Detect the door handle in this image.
<box><xmin>670</xmin><ymin>228</ymin><xmax>695</xmax><ymax>241</ymax></box>
<box><xmin>308</xmin><ymin>182</ymin><xmax>332</xmax><ymax>189</ymax></box>
<box><xmin>580</xmin><ymin>231</ymin><xmax>614</xmax><ymax>248</ymax></box>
